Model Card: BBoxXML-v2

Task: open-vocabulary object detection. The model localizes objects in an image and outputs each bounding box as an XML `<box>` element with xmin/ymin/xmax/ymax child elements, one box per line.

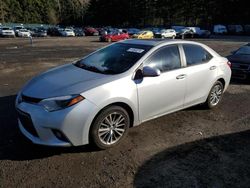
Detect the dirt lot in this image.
<box><xmin>0</xmin><ymin>36</ymin><xmax>250</xmax><ymax>188</ymax></box>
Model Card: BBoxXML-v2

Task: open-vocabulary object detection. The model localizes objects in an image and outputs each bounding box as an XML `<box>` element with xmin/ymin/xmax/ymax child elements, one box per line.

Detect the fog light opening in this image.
<box><xmin>52</xmin><ymin>129</ymin><xmax>69</xmax><ymax>142</ymax></box>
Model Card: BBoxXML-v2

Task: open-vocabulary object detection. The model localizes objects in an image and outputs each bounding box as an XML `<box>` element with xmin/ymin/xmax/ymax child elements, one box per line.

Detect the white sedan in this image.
<box><xmin>161</xmin><ymin>29</ymin><xmax>177</xmax><ymax>39</ymax></box>
<box><xmin>61</xmin><ymin>29</ymin><xmax>75</xmax><ymax>37</ymax></box>
<box><xmin>17</xmin><ymin>29</ymin><xmax>31</xmax><ymax>37</ymax></box>
<box><xmin>16</xmin><ymin>40</ymin><xmax>231</xmax><ymax>149</ymax></box>
<box><xmin>0</xmin><ymin>27</ymin><xmax>15</xmax><ymax>37</ymax></box>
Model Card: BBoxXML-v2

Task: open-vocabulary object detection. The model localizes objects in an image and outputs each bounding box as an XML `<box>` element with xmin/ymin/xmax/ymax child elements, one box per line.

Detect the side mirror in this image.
<box><xmin>143</xmin><ymin>66</ymin><xmax>161</xmax><ymax>77</ymax></box>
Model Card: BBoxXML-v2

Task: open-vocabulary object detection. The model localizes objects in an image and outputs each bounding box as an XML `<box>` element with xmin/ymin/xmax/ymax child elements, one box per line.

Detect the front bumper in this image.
<box><xmin>1</xmin><ymin>33</ymin><xmax>15</xmax><ymax>37</ymax></box>
<box><xmin>16</xmin><ymin>98</ymin><xmax>98</xmax><ymax>147</ymax></box>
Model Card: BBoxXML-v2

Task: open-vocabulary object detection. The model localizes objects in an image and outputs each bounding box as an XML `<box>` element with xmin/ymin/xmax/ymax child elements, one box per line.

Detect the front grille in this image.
<box><xmin>21</xmin><ymin>94</ymin><xmax>42</xmax><ymax>104</ymax></box>
<box><xmin>17</xmin><ymin>109</ymin><xmax>39</xmax><ymax>137</ymax></box>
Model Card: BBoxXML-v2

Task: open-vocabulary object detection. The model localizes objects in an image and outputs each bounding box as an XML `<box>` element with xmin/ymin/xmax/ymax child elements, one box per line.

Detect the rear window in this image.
<box><xmin>183</xmin><ymin>44</ymin><xmax>213</xmax><ymax>66</ymax></box>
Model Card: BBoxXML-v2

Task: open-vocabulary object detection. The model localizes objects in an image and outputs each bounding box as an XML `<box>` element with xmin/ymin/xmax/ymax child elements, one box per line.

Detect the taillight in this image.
<box><xmin>227</xmin><ymin>61</ymin><xmax>232</xmax><ymax>68</ymax></box>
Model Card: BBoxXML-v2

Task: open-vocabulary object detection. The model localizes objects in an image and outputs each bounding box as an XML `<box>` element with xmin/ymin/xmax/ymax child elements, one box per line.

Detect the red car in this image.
<box><xmin>100</xmin><ymin>31</ymin><xmax>129</xmax><ymax>42</ymax></box>
<box><xmin>84</xmin><ymin>27</ymin><xmax>99</xmax><ymax>36</ymax></box>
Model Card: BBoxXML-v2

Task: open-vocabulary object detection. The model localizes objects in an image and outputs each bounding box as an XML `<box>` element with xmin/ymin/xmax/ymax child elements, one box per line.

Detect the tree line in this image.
<box><xmin>0</xmin><ymin>0</ymin><xmax>249</xmax><ymax>28</ymax></box>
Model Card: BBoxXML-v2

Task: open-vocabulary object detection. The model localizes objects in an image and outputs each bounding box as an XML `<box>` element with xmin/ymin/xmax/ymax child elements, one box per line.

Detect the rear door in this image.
<box><xmin>181</xmin><ymin>44</ymin><xmax>218</xmax><ymax>107</ymax></box>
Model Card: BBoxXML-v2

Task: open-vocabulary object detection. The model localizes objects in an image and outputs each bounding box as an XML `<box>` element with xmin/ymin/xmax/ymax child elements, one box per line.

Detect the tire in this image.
<box><xmin>204</xmin><ymin>81</ymin><xmax>224</xmax><ymax>109</ymax></box>
<box><xmin>90</xmin><ymin>106</ymin><xmax>130</xmax><ymax>149</ymax></box>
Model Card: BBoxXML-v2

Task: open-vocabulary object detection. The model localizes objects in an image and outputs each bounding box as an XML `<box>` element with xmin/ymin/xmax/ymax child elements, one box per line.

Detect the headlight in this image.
<box><xmin>39</xmin><ymin>95</ymin><xmax>84</xmax><ymax>112</ymax></box>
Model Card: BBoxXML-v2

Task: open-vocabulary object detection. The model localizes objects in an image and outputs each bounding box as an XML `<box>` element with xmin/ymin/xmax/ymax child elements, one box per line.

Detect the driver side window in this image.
<box><xmin>144</xmin><ymin>45</ymin><xmax>181</xmax><ymax>72</ymax></box>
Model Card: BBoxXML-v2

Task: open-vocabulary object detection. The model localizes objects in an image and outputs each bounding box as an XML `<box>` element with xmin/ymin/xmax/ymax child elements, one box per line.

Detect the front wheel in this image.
<box><xmin>205</xmin><ymin>81</ymin><xmax>224</xmax><ymax>109</ymax></box>
<box><xmin>90</xmin><ymin>106</ymin><xmax>130</xmax><ymax>149</ymax></box>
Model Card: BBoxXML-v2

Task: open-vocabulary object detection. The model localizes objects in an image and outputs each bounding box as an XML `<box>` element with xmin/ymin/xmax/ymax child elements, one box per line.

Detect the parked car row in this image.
<box><xmin>2</xmin><ymin>23</ymin><xmax>250</xmax><ymax>39</ymax></box>
<box><xmin>213</xmin><ymin>24</ymin><xmax>250</xmax><ymax>35</ymax></box>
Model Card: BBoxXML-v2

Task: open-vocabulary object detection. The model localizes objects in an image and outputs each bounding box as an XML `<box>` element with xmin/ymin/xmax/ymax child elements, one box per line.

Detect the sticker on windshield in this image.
<box><xmin>127</xmin><ymin>48</ymin><xmax>145</xmax><ymax>53</ymax></box>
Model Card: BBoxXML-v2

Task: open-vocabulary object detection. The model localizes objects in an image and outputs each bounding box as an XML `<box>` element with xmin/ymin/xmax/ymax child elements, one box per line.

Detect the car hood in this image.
<box><xmin>22</xmin><ymin>64</ymin><xmax>114</xmax><ymax>99</ymax></box>
<box><xmin>227</xmin><ymin>54</ymin><xmax>250</xmax><ymax>64</ymax></box>
<box><xmin>2</xmin><ymin>30</ymin><xmax>14</xmax><ymax>32</ymax></box>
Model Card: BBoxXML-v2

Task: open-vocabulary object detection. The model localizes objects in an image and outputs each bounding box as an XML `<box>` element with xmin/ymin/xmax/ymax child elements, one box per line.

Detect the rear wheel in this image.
<box><xmin>205</xmin><ymin>81</ymin><xmax>224</xmax><ymax>109</ymax></box>
<box><xmin>90</xmin><ymin>106</ymin><xmax>130</xmax><ymax>149</ymax></box>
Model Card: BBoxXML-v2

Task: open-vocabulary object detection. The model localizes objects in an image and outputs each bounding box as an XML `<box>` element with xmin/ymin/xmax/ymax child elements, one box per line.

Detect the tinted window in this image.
<box><xmin>145</xmin><ymin>45</ymin><xmax>181</xmax><ymax>72</ymax></box>
<box><xmin>183</xmin><ymin>44</ymin><xmax>212</xmax><ymax>66</ymax></box>
<box><xmin>75</xmin><ymin>43</ymin><xmax>152</xmax><ymax>74</ymax></box>
<box><xmin>235</xmin><ymin>46</ymin><xmax>250</xmax><ymax>55</ymax></box>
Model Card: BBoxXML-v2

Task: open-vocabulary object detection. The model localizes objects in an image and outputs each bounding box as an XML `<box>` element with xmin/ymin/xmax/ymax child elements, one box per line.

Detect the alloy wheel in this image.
<box><xmin>210</xmin><ymin>84</ymin><xmax>223</xmax><ymax>106</ymax></box>
<box><xmin>98</xmin><ymin>112</ymin><xmax>126</xmax><ymax>145</ymax></box>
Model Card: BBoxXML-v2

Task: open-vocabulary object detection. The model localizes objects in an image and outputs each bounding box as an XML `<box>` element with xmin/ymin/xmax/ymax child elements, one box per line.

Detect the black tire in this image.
<box><xmin>90</xmin><ymin>106</ymin><xmax>130</xmax><ymax>149</ymax></box>
<box><xmin>204</xmin><ymin>81</ymin><xmax>224</xmax><ymax>109</ymax></box>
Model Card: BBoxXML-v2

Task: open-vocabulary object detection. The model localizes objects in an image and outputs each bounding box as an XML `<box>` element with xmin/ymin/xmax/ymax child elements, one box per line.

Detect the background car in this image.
<box><xmin>132</xmin><ymin>31</ymin><xmax>154</xmax><ymax>39</ymax></box>
<box><xmin>60</xmin><ymin>28</ymin><xmax>75</xmax><ymax>37</ymax></box>
<box><xmin>176</xmin><ymin>28</ymin><xmax>195</xmax><ymax>39</ymax></box>
<box><xmin>17</xmin><ymin>29</ymin><xmax>31</xmax><ymax>37</ymax></box>
<box><xmin>213</xmin><ymin>25</ymin><xmax>228</xmax><ymax>35</ymax></box>
<box><xmin>160</xmin><ymin>29</ymin><xmax>176</xmax><ymax>39</ymax></box>
<box><xmin>13</xmin><ymin>25</ymin><xmax>25</xmax><ymax>36</ymax></box>
<box><xmin>227</xmin><ymin>25</ymin><xmax>244</xmax><ymax>35</ymax></box>
<box><xmin>186</xmin><ymin>27</ymin><xmax>211</xmax><ymax>38</ymax></box>
<box><xmin>244</xmin><ymin>25</ymin><xmax>250</xmax><ymax>35</ymax></box>
<box><xmin>227</xmin><ymin>43</ymin><xmax>250</xmax><ymax>80</ymax></box>
<box><xmin>0</xmin><ymin>27</ymin><xmax>15</xmax><ymax>37</ymax></box>
<box><xmin>32</xmin><ymin>28</ymin><xmax>47</xmax><ymax>37</ymax></box>
<box><xmin>127</xmin><ymin>28</ymin><xmax>140</xmax><ymax>36</ymax></box>
<box><xmin>84</xmin><ymin>27</ymin><xmax>99</xmax><ymax>36</ymax></box>
<box><xmin>100</xmin><ymin>30</ymin><xmax>129</xmax><ymax>42</ymax></box>
<box><xmin>47</xmin><ymin>27</ymin><xmax>63</xmax><ymax>36</ymax></box>
<box><xmin>74</xmin><ymin>28</ymin><xmax>85</xmax><ymax>37</ymax></box>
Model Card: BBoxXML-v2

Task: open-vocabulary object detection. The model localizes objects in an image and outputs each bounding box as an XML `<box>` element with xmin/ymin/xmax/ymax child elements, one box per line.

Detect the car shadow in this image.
<box><xmin>134</xmin><ymin>130</ymin><xmax>250</xmax><ymax>188</ymax></box>
<box><xmin>0</xmin><ymin>95</ymin><xmax>97</xmax><ymax>161</ymax></box>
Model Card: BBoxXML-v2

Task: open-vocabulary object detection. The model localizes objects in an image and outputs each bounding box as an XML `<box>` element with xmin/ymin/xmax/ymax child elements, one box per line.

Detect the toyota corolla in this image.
<box><xmin>16</xmin><ymin>39</ymin><xmax>231</xmax><ymax>149</ymax></box>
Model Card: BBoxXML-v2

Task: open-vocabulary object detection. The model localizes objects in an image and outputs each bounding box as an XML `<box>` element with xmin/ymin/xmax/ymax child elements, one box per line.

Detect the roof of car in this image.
<box><xmin>120</xmin><ymin>39</ymin><xmax>220</xmax><ymax>57</ymax></box>
<box><xmin>121</xmin><ymin>39</ymin><xmax>180</xmax><ymax>46</ymax></box>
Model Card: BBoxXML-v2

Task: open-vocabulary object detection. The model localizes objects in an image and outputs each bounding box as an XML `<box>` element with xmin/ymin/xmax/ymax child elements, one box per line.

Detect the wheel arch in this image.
<box><xmin>217</xmin><ymin>78</ymin><xmax>226</xmax><ymax>88</ymax></box>
<box><xmin>88</xmin><ymin>102</ymin><xmax>135</xmax><ymax>143</ymax></box>
<box><xmin>91</xmin><ymin>102</ymin><xmax>135</xmax><ymax>129</ymax></box>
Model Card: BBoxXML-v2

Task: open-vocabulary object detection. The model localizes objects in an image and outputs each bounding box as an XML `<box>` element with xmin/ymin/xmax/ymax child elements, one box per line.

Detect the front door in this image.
<box><xmin>136</xmin><ymin>45</ymin><xmax>187</xmax><ymax>122</ymax></box>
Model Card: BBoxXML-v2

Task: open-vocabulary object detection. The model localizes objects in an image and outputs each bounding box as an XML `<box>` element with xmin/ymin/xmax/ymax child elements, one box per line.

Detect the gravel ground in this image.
<box><xmin>0</xmin><ymin>36</ymin><xmax>250</xmax><ymax>188</ymax></box>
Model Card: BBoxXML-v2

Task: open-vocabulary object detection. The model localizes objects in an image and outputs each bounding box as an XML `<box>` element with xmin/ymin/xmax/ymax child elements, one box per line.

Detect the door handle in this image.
<box><xmin>176</xmin><ymin>74</ymin><xmax>187</xmax><ymax>80</ymax></box>
<box><xmin>210</xmin><ymin>66</ymin><xmax>217</xmax><ymax>70</ymax></box>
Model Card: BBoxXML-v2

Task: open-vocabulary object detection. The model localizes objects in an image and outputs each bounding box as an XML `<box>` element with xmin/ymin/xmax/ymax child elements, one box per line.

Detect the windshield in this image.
<box><xmin>138</xmin><ymin>31</ymin><xmax>146</xmax><ymax>35</ymax></box>
<box><xmin>15</xmin><ymin>26</ymin><xmax>23</xmax><ymax>29</ymax></box>
<box><xmin>235</xmin><ymin>46</ymin><xmax>250</xmax><ymax>55</ymax></box>
<box><xmin>75</xmin><ymin>43</ymin><xmax>152</xmax><ymax>74</ymax></box>
<box><xmin>2</xmin><ymin>28</ymin><xmax>12</xmax><ymax>30</ymax></box>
